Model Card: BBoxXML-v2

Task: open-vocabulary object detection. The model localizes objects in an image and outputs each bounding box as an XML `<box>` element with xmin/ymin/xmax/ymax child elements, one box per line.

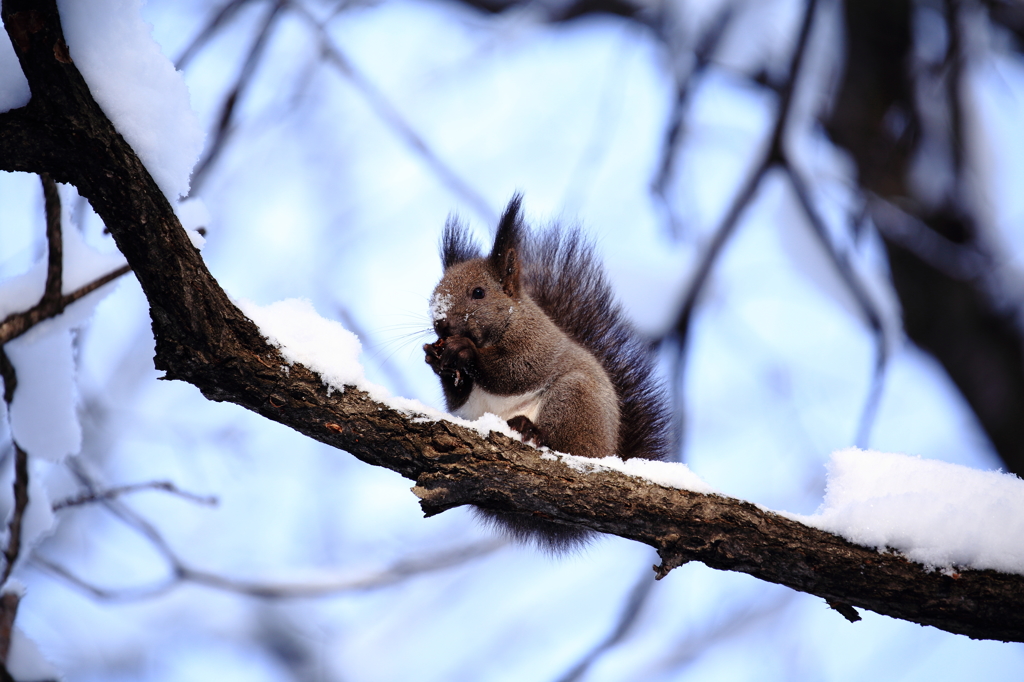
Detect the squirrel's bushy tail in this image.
<box><xmin>520</xmin><ymin>215</ymin><xmax>670</xmax><ymax>462</ymax></box>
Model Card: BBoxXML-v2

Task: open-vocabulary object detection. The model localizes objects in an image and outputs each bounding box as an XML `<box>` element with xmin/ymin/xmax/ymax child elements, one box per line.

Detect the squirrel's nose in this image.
<box><xmin>434</xmin><ymin>320</ymin><xmax>451</xmax><ymax>338</ymax></box>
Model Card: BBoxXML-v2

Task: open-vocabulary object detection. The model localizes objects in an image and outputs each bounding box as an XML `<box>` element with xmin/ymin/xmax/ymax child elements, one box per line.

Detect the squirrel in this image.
<box><xmin>423</xmin><ymin>194</ymin><xmax>670</xmax><ymax>551</ymax></box>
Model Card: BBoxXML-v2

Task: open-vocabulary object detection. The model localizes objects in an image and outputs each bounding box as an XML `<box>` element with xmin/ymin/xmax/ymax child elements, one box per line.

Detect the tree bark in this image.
<box><xmin>2</xmin><ymin>0</ymin><xmax>1024</xmax><ymax>643</ymax></box>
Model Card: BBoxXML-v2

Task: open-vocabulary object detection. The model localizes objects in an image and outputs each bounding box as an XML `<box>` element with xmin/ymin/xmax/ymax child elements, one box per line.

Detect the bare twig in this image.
<box><xmin>651</xmin><ymin>3</ymin><xmax>735</xmax><ymax>238</ymax></box>
<box><xmin>0</xmin><ymin>590</ymin><xmax>18</xmax><ymax>662</ymax></box>
<box><xmin>33</xmin><ymin>538</ymin><xmax>505</xmax><ymax>601</ymax></box>
<box><xmin>868</xmin><ymin>196</ymin><xmax>986</xmax><ymax>280</ymax></box>
<box><xmin>175</xmin><ymin>0</ymin><xmax>255</xmax><ymax>70</ymax></box>
<box><xmin>288</xmin><ymin>2</ymin><xmax>496</xmax><ymax>223</ymax></box>
<box><xmin>0</xmin><ymin>349</ymin><xmax>14</xmax><ymax>406</ymax></box>
<box><xmin>189</xmin><ymin>0</ymin><xmax>285</xmax><ymax>195</ymax></box>
<box><xmin>0</xmin><ymin>264</ymin><xmax>132</xmax><ymax>346</ymax></box>
<box><xmin>673</xmin><ymin>0</ymin><xmax>820</xmax><ymax>343</ymax></box>
<box><xmin>1</xmin><ymin>445</ymin><xmax>29</xmax><ymax>587</ymax></box>
<box><xmin>40</xmin><ymin>173</ymin><xmax>62</xmax><ymax>305</ymax></box>
<box><xmin>555</xmin><ymin>561</ymin><xmax>657</xmax><ymax>682</ymax></box>
<box><xmin>53</xmin><ymin>459</ymin><xmax>505</xmax><ymax>600</ymax></box>
<box><xmin>669</xmin><ymin>0</ymin><xmax>891</xmax><ymax>448</ymax></box>
<box><xmin>782</xmin><ymin>164</ymin><xmax>889</xmax><ymax>447</ymax></box>
<box><xmin>52</xmin><ymin>480</ymin><xmax>218</xmax><ymax>511</ymax></box>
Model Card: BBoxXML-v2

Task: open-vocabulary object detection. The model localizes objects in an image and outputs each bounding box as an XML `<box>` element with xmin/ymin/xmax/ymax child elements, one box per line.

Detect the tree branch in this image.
<box><xmin>33</xmin><ymin>539</ymin><xmax>505</xmax><ymax>601</ymax></box>
<box><xmin>51</xmin><ymin>480</ymin><xmax>218</xmax><ymax>511</ymax></box>
<box><xmin>0</xmin><ymin>444</ymin><xmax>28</xmax><ymax>587</ymax></box>
<box><xmin>39</xmin><ymin>173</ymin><xmax>61</xmax><ymax>305</ymax></box>
<box><xmin>2</xmin><ymin>0</ymin><xmax>1024</xmax><ymax>643</ymax></box>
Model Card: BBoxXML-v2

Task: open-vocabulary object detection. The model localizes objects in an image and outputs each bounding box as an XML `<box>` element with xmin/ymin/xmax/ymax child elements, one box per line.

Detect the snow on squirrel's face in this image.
<box><xmin>430</xmin><ymin>259</ymin><xmax>516</xmax><ymax>349</ymax></box>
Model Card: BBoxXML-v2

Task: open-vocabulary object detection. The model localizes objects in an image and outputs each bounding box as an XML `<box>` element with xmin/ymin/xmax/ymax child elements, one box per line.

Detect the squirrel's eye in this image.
<box><xmin>472</xmin><ymin>287</ymin><xmax>485</xmax><ymax>299</ymax></box>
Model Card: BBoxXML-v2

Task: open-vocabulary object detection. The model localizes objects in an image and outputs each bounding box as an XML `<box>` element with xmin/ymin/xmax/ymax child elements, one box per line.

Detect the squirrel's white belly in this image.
<box><xmin>454</xmin><ymin>386</ymin><xmax>544</xmax><ymax>423</ymax></box>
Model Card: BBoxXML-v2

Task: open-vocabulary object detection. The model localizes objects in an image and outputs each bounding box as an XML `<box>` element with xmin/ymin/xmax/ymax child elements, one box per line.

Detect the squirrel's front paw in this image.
<box><xmin>439</xmin><ymin>335</ymin><xmax>477</xmax><ymax>371</ymax></box>
<box><xmin>507</xmin><ymin>415</ymin><xmax>545</xmax><ymax>446</ymax></box>
<box><xmin>423</xmin><ymin>338</ymin><xmax>445</xmax><ymax>372</ymax></box>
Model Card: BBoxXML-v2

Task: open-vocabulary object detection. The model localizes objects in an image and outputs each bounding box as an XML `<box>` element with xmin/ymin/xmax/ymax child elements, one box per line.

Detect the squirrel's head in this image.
<box><xmin>430</xmin><ymin>195</ymin><xmax>526</xmax><ymax>347</ymax></box>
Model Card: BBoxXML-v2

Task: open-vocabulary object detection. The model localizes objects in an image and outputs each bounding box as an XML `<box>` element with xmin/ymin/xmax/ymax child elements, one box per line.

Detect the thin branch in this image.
<box><xmin>64</xmin><ymin>460</ymin><xmax>180</xmax><ymax>566</ymax></box>
<box><xmin>854</xmin><ymin>355</ymin><xmax>887</xmax><ymax>449</ymax></box>
<box><xmin>672</xmin><ymin>0</ymin><xmax>820</xmax><ymax>342</ymax></box>
<box><xmin>0</xmin><ymin>590</ymin><xmax>18</xmax><ymax>662</ymax></box>
<box><xmin>175</xmin><ymin>0</ymin><xmax>255</xmax><ymax>70</ymax></box>
<box><xmin>0</xmin><ymin>444</ymin><xmax>29</xmax><ymax>587</ymax></box>
<box><xmin>651</xmin><ymin>3</ymin><xmax>736</xmax><ymax>238</ymax></box>
<box><xmin>0</xmin><ymin>350</ymin><xmax>14</xmax><ymax>406</ymax></box>
<box><xmin>867</xmin><ymin>195</ymin><xmax>986</xmax><ymax>280</ymax></box>
<box><xmin>32</xmin><ymin>539</ymin><xmax>505</xmax><ymax>601</ymax></box>
<box><xmin>29</xmin><ymin>557</ymin><xmax>177</xmax><ymax>601</ymax></box>
<box><xmin>188</xmin><ymin>0</ymin><xmax>284</xmax><ymax>195</ymax></box>
<box><xmin>555</xmin><ymin>561</ymin><xmax>657</xmax><ymax>682</ymax></box>
<box><xmin>52</xmin><ymin>480</ymin><xmax>219</xmax><ymax>511</ymax></box>
<box><xmin>943</xmin><ymin>0</ymin><xmax>967</xmax><ymax>184</ymax></box>
<box><xmin>0</xmin><ymin>263</ymin><xmax>132</xmax><ymax>346</ymax></box>
<box><xmin>176</xmin><ymin>538</ymin><xmax>505</xmax><ymax>598</ymax></box>
<box><xmin>288</xmin><ymin>2</ymin><xmax>497</xmax><ymax>223</ymax></box>
<box><xmin>781</xmin><ymin>163</ymin><xmax>889</xmax><ymax>447</ymax></box>
<box><xmin>39</xmin><ymin>173</ymin><xmax>61</xmax><ymax>305</ymax></box>
<box><xmin>56</xmin><ymin>459</ymin><xmax>506</xmax><ymax>600</ymax></box>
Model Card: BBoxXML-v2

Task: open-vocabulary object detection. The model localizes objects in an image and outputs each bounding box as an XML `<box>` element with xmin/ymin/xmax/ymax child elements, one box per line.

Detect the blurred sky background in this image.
<box><xmin>2</xmin><ymin>0</ymin><xmax>1024</xmax><ymax>679</ymax></box>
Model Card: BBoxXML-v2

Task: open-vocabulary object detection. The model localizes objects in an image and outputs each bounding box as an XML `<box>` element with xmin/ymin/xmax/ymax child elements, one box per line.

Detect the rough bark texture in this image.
<box><xmin>2</xmin><ymin>0</ymin><xmax>1024</xmax><ymax>644</ymax></box>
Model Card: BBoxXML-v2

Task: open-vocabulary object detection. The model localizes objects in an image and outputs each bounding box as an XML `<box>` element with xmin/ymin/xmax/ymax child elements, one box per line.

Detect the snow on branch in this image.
<box><xmin>2</xmin><ymin>0</ymin><xmax>1024</xmax><ymax>645</ymax></box>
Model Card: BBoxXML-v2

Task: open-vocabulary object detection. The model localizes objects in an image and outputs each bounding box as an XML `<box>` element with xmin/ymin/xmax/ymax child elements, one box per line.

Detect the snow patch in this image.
<box><xmin>6</xmin><ymin>330</ymin><xmax>80</xmax><ymax>462</ymax></box>
<box><xmin>235</xmin><ymin>298</ymin><xmax>369</xmax><ymax>393</ymax></box>
<box><xmin>236</xmin><ymin>298</ymin><xmax>520</xmax><ymax>441</ymax></box>
<box><xmin>790</xmin><ymin>448</ymin><xmax>1024</xmax><ymax>575</ymax></box>
<box><xmin>540</xmin><ymin>452</ymin><xmax>719</xmax><ymax>494</ymax></box>
<box><xmin>429</xmin><ymin>291</ymin><xmax>451</xmax><ymax>322</ymax></box>
<box><xmin>6</xmin><ymin>627</ymin><xmax>61</xmax><ymax>681</ymax></box>
<box><xmin>57</xmin><ymin>0</ymin><xmax>204</xmax><ymax>200</ymax></box>
<box><xmin>0</xmin><ymin>27</ymin><xmax>30</xmax><ymax>113</ymax></box>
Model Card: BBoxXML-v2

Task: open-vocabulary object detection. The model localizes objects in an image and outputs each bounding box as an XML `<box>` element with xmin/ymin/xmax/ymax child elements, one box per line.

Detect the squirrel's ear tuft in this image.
<box><xmin>490</xmin><ymin>194</ymin><xmax>526</xmax><ymax>296</ymax></box>
<box><xmin>441</xmin><ymin>214</ymin><xmax>481</xmax><ymax>271</ymax></box>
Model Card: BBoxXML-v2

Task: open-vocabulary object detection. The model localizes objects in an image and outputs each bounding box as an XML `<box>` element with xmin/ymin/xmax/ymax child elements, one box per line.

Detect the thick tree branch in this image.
<box><xmin>2</xmin><ymin>0</ymin><xmax>1024</xmax><ymax>644</ymax></box>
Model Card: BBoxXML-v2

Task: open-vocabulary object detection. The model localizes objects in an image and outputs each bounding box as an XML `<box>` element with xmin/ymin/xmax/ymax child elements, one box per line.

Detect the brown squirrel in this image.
<box><xmin>424</xmin><ymin>194</ymin><xmax>669</xmax><ymax>550</ymax></box>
